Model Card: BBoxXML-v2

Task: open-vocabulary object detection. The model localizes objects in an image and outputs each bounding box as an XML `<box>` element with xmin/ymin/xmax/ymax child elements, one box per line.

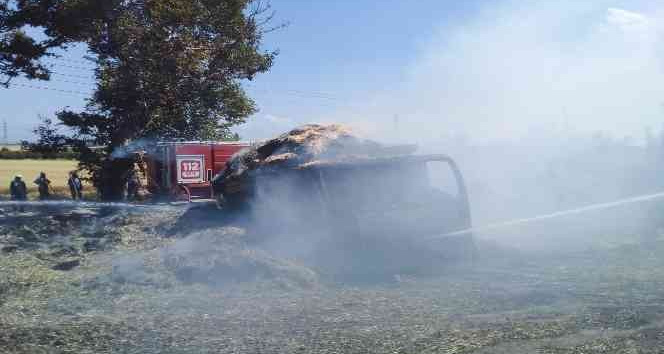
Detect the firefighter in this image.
<box><xmin>33</xmin><ymin>172</ymin><xmax>52</xmax><ymax>200</ymax></box>
<box><xmin>126</xmin><ymin>170</ymin><xmax>140</xmax><ymax>201</ymax></box>
<box><xmin>10</xmin><ymin>175</ymin><xmax>28</xmax><ymax>200</ymax></box>
<box><xmin>10</xmin><ymin>175</ymin><xmax>28</xmax><ymax>201</ymax></box>
<box><xmin>67</xmin><ymin>171</ymin><xmax>83</xmax><ymax>200</ymax></box>
<box><xmin>9</xmin><ymin>175</ymin><xmax>27</xmax><ymax>213</ymax></box>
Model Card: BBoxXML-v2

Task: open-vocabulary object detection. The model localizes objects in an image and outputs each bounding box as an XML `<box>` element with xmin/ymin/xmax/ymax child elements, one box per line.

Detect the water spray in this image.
<box><xmin>432</xmin><ymin>191</ymin><xmax>664</xmax><ymax>239</ymax></box>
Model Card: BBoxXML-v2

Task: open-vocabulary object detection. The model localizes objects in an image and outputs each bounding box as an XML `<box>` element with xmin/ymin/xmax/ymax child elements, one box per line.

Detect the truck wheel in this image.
<box><xmin>172</xmin><ymin>185</ymin><xmax>191</xmax><ymax>202</ymax></box>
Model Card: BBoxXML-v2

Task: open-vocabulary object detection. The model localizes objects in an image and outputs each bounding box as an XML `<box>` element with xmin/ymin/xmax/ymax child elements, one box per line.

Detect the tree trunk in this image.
<box><xmin>99</xmin><ymin>158</ymin><xmax>134</xmax><ymax>201</ymax></box>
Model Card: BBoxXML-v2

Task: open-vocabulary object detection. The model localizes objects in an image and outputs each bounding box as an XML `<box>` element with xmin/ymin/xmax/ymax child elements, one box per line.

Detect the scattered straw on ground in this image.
<box><xmin>3</xmin><ymin>204</ymin><xmax>664</xmax><ymax>353</ymax></box>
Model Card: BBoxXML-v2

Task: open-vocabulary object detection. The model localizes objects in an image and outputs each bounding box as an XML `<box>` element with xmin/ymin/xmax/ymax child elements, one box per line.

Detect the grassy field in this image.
<box><xmin>0</xmin><ymin>144</ymin><xmax>22</xmax><ymax>151</ymax></box>
<box><xmin>0</xmin><ymin>159</ymin><xmax>83</xmax><ymax>198</ymax></box>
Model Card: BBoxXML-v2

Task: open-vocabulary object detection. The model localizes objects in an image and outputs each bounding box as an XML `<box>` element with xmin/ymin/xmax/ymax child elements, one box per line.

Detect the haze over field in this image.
<box><xmin>4</xmin><ymin>0</ymin><xmax>664</xmax><ymax>252</ymax></box>
<box><xmin>5</xmin><ymin>1</ymin><xmax>664</xmax><ymax>353</ymax></box>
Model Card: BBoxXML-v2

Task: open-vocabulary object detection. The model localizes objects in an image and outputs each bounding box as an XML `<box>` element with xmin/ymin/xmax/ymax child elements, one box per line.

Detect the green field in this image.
<box><xmin>0</xmin><ymin>159</ymin><xmax>84</xmax><ymax>198</ymax></box>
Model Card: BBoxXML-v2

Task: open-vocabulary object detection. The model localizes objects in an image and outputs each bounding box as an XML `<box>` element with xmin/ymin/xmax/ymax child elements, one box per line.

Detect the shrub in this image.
<box><xmin>0</xmin><ymin>149</ymin><xmax>76</xmax><ymax>160</ymax></box>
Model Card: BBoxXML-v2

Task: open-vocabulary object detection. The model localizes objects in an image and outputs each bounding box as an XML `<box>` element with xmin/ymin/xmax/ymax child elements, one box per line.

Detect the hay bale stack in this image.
<box><xmin>231</xmin><ymin>124</ymin><xmax>378</xmax><ymax>169</ymax></box>
<box><xmin>213</xmin><ymin>124</ymin><xmax>397</xmax><ymax>204</ymax></box>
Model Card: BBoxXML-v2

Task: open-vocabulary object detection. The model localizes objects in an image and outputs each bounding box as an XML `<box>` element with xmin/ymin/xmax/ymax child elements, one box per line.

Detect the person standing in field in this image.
<box><xmin>68</xmin><ymin>171</ymin><xmax>83</xmax><ymax>200</ymax></box>
<box><xmin>9</xmin><ymin>175</ymin><xmax>28</xmax><ymax>212</ymax></box>
<box><xmin>10</xmin><ymin>175</ymin><xmax>28</xmax><ymax>201</ymax></box>
<box><xmin>126</xmin><ymin>170</ymin><xmax>140</xmax><ymax>201</ymax></box>
<box><xmin>33</xmin><ymin>172</ymin><xmax>51</xmax><ymax>200</ymax></box>
<box><xmin>9</xmin><ymin>175</ymin><xmax>28</xmax><ymax>200</ymax></box>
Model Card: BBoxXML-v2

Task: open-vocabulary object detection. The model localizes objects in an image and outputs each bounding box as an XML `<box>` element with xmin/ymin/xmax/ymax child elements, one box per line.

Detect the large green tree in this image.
<box><xmin>2</xmin><ymin>0</ymin><xmax>277</xmax><ymax>199</ymax></box>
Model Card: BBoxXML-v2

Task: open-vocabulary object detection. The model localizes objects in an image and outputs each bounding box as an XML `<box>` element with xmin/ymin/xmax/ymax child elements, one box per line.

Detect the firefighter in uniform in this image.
<box><xmin>10</xmin><ymin>175</ymin><xmax>28</xmax><ymax>212</ymax></box>
<box><xmin>10</xmin><ymin>175</ymin><xmax>28</xmax><ymax>201</ymax></box>
<box><xmin>33</xmin><ymin>172</ymin><xmax>52</xmax><ymax>200</ymax></box>
<box><xmin>68</xmin><ymin>171</ymin><xmax>83</xmax><ymax>200</ymax></box>
<box><xmin>126</xmin><ymin>170</ymin><xmax>140</xmax><ymax>201</ymax></box>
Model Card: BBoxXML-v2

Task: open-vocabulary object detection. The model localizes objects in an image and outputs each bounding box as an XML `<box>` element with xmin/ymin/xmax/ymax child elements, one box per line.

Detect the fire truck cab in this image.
<box><xmin>143</xmin><ymin>141</ymin><xmax>250</xmax><ymax>201</ymax></box>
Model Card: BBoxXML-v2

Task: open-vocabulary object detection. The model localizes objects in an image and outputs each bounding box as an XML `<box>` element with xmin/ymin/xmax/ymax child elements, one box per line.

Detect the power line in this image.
<box><xmin>46</xmin><ymin>57</ymin><xmax>97</xmax><ymax>67</ymax></box>
<box><xmin>10</xmin><ymin>83</ymin><xmax>91</xmax><ymax>96</ymax></box>
<box><xmin>284</xmin><ymin>88</ymin><xmax>340</xmax><ymax>100</ymax></box>
<box><xmin>51</xmin><ymin>72</ymin><xmax>95</xmax><ymax>80</ymax></box>
<box><xmin>49</xmin><ymin>78</ymin><xmax>95</xmax><ymax>87</ymax></box>
<box><xmin>245</xmin><ymin>83</ymin><xmax>341</xmax><ymax>101</ymax></box>
<box><xmin>45</xmin><ymin>75</ymin><xmax>345</xmax><ymax>102</ymax></box>
<box><xmin>0</xmin><ymin>52</ymin><xmax>96</xmax><ymax>67</ymax></box>
<box><xmin>48</xmin><ymin>62</ymin><xmax>340</xmax><ymax>102</ymax></box>
<box><xmin>280</xmin><ymin>89</ymin><xmax>339</xmax><ymax>101</ymax></box>
<box><xmin>10</xmin><ymin>71</ymin><xmax>352</xmax><ymax>105</ymax></box>
<box><xmin>48</xmin><ymin>69</ymin><xmax>342</xmax><ymax>101</ymax></box>
<box><xmin>246</xmin><ymin>86</ymin><xmax>341</xmax><ymax>102</ymax></box>
<box><xmin>47</xmin><ymin>62</ymin><xmax>95</xmax><ymax>71</ymax></box>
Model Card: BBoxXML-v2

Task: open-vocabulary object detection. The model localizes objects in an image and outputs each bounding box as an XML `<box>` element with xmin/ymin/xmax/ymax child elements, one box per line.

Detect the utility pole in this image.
<box><xmin>1</xmin><ymin>119</ymin><xmax>7</xmax><ymax>146</ymax></box>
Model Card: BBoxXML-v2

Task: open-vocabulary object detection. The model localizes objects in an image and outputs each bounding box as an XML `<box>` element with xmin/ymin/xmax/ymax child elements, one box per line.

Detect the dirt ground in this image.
<box><xmin>2</xmin><ymin>202</ymin><xmax>664</xmax><ymax>353</ymax></box>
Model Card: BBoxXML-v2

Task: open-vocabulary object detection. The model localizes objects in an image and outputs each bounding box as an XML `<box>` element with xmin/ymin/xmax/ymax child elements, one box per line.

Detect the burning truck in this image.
<box><xmin>138</xmin><ymin>125</ymin><xmax>475</xmax><ymax>276</ymax></box>
<box><xmin>210</xmin><ymin>125</ymin><xmax>476</xmax><ymax>274</ymax></box>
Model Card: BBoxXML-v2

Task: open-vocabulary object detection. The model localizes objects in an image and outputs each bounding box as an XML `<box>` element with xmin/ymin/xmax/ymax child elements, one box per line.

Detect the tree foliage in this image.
<box><xmin>0</xmin><ymin>1</ymin><xmax>53</xmax><ymax>86</ymax></box>
<box><xmin>22</xmin><ymin>115</ymin><xmax>70</xmax><ymax>158</ymax></box>
<box><xmin>3</xmin><ymin>0</ymin><xmax>278</xmax><ymax>199</ymax></box>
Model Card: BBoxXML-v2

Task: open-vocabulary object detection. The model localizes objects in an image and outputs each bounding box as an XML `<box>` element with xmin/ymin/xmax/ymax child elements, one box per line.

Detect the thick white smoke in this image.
<box><xmin>330</xmin><ymin>1</ymin><xmax>664</xmax><ymax>144</ymax></box>
<box><xmin>236</xmin><ymin>1</ymin><xmax>664</xmax><ymax>253</ymax></box>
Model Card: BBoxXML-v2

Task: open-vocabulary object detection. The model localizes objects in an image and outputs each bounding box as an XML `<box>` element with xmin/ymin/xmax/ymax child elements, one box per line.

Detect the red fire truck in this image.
<box><xmin>142</xmin><ymin>141</ymin><xmax>250</xmax><ymax>201</ymax></box>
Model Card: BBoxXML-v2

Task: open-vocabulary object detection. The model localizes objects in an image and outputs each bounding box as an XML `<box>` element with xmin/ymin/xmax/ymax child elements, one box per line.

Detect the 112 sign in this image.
<box><xmin>178</xmin><ymin>157</ymin><xmax>203</xmax><ymax>181</ymax></box>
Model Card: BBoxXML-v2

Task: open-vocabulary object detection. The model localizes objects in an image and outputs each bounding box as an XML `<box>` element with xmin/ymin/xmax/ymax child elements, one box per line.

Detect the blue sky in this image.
<box><xmin>0</xmin><ymin>0</ymin><xmax>483</xmax><ymax>141</ymax></box>
<box><xmin>2</xmin><ymin>0</ymin><xmax>663</xmax><ymax>143</ymax></box>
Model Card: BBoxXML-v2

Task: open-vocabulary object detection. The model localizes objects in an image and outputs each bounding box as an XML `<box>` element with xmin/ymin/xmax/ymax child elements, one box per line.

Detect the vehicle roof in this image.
<box><xmin>298</xmin><ymin>154</ymin><xmax>456</xmax><ymax>170</ymax></box>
